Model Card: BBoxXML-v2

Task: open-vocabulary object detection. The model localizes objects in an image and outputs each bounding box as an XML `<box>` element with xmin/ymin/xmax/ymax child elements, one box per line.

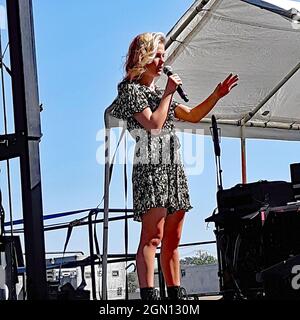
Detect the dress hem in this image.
<box><xmin>133</xmin><ymin>205</ymin><xmax>193</xmax><ymax>222</ymax></box>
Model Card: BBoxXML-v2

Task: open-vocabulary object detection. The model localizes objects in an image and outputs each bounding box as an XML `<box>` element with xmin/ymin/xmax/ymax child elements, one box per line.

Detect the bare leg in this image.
<box><xmin>136</xmin><ymin>207</ymin><xmax>167</xmax><ymax>288</ymax></box>
<box><xmin>160</xmin><ymin>210</ymin><xmax>185</xmax><ymax>286</ymax></box>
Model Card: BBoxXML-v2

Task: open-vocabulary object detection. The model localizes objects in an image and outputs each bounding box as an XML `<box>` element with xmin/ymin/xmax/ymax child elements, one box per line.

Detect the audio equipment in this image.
<box><xmin>206</xmin><ymin>179</ymin><xmax>299</xmax><ymax>299</ymax></box>
<box><xmin>290</xmin><ymin>163</ymin><xmax>300</xmax><ymax>201</ymax></box>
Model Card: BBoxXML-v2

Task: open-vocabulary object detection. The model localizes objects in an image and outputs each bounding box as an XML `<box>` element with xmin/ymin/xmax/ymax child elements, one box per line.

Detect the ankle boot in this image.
<box><xmin>167</xmin><ymin>286</ymin><xmax>186</xmax><ymax>300</ymax></box>
<box><xmin>140</xmin><ymin>287</ymin><xmax>160</xmax><ymax>300</ymax></box>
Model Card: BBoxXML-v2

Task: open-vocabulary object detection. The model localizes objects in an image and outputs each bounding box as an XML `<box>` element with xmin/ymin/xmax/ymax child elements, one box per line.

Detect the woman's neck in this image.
<box><xmin>139</xmin><ymin>74</ymin><xmax>155</xmax><ymax>91</ymax></box>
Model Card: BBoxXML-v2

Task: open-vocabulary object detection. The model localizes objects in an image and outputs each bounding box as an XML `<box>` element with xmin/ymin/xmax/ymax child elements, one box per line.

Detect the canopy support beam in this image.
<box><xmin>165</xmin><ymin>0</ymin><xmax>211</xmax><ymax>49</ymax></box>
<box><xmin>240</xmin><ymin>62</ymin><xmax>300</xmax><ymax>126</ymax></box>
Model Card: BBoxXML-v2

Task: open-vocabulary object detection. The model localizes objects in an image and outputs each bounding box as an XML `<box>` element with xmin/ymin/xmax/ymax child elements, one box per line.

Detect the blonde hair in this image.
<box><xmin>124</xmin><ymin>32</ymin><xmax>165</xmax><ymax>81</ymax></box>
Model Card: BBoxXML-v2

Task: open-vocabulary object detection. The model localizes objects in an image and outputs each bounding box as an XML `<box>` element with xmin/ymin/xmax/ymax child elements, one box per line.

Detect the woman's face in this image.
<box><xmin>144</xmin><ymin>42</ymin><xmax>165</xmax><ymax>78</ymax></box>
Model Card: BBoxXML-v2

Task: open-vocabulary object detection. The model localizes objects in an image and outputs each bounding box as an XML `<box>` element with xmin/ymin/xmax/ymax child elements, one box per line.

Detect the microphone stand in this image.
<box><xmin>210</xmin><ymin>115</ymin><xmax>223</xmax><ymax>191</ymax></box>
<box><xmin>209</xmin><ymin>115</ymin><xmax>226</xmax><ymax>297</ymax></box>
<box><xmin>216</xmin><ymin>156</ymin><xmax>223</xmax><ymax>192</ymax></box>
<box><xmin>210</xmin><ymin>115</ymin><xmax>246</xmax><ymax>300</ymax></box>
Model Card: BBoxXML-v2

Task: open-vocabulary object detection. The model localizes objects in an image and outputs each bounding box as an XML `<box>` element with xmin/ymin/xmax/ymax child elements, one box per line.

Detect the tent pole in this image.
<box><xmin>165</xmin><ymin>0</ymin><xmax>212</xmax><ymax>49</ymax></box>
<box><xmin>241</xmin><ymin>126</ymin><xmax>247</xmax><ymax>184</ymax></box>
<box><xmin>102</xmin><ymin>127</ymin><xmax>111</xmax><ymax>300</ymax></box>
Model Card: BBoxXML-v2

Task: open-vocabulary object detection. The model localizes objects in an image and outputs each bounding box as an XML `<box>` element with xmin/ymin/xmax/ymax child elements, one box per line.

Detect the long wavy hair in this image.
<box><xmin>124</xmin><ymin>32</ymin><xmax>165</xmax><ymax>81</ymax></box>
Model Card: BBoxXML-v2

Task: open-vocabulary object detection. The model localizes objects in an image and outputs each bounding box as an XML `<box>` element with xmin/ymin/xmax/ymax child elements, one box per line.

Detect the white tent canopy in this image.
<box><xmin>105</xmin><ymin>0</ymin><xmax>300</xmax><ymax>141</ymax></box>
<box><xmin>159</xmin><ymin>0</ymin><xmax>300</xmax><ymax>140</ymax></box>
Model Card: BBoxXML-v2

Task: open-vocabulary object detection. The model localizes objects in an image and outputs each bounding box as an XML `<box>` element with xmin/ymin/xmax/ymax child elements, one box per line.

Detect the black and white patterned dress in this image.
<box><xmin>110</xmin><ymin>79</ymin><xmax>192</xmax><ymax>221</ymax></box>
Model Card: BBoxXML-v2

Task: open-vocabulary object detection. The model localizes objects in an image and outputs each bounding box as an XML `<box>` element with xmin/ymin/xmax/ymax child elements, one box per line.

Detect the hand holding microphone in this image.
<box><xmin>163</xmin><ymin>66</ymin><xmax>189</xmax><ymax>102</ymax></box>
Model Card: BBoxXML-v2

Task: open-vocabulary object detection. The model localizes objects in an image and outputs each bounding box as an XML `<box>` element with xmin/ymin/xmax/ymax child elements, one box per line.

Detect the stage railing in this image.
<box><xmin>4</xmin><ymin>208</ymin><xmax>217</xmax><ymax>300</ymax></box>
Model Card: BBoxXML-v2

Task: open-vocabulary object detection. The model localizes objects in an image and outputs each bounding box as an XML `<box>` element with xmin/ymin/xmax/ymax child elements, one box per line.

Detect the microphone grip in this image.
<box><xmin>165</xmin><ymin>69</ymin><xmax>189</xmax><ymax>102</ymax></box>
<box><xmin>177</xmin><ymin>85</ymin><xmax>189</xmax><ymax>102</ymax></box>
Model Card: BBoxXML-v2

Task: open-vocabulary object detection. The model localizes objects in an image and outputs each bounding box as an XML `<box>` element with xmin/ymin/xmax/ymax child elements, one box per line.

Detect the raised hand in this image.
<box><xmin>214</xmin><ymin>74</ymin><xmax>239</xmax><ymax>99</ymax></box>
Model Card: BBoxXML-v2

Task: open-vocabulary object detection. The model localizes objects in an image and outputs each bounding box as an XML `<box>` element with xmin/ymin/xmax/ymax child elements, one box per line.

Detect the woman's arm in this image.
<box><xmin>175</xmin><ymin>74</ymin><xmax>238</xmax><ymax>123</ymax></box>
<box><xmin>134</xmin><ymin>74</ymin><xmax>182</xmax><ymax>131</ymax></box>
<box><xmin>134</xmin><ymin>91</ymin><xmax>173</xmax><ymax>131</ymax></box>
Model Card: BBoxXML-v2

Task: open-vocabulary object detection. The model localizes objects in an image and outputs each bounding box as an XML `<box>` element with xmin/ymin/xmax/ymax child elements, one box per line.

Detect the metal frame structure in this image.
<box><xmin>0</xmin><ymin>0</ymin><xmax>48</xmax><ymax>299</ymax></box>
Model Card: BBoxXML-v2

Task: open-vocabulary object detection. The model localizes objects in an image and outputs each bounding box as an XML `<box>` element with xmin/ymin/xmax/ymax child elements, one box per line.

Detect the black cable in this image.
<box><xmin>1</xmin><ymin>42</ymin><xmax>9</xmax><ymax>60</ymax></box>
<box><xmin>55</xmin><ymin>125</ymin><xmax>126</xmax><ymax>297</ymax></box>
<box><xmin>89</xmin><ymin>127</ymin><xmax>126</xmax><ymax>299</ymax></box>
<box><xmin>58</xmin><ymin>218</ymin><xmax>83</xmax><ymax>289</ymax></box>
<box><xmin>0</xmin><ymin>61</ymin><xmax>11</xmax><ymax>77</ymax></box>
<box><xmin>0</xmin><ymin>188</ymin><xmax>4</xmax><ymax>235</ymax></box>
<box><xmin>92</xmin><ymin>209</ymin><xmax>102</xmax><ymax>299</ymax></box>
<box><xmin>123</xmin><ymin>132</ymin><xmax>129</xmax><ymax>300</ymax></box>
<box><xmin>96</xmin><ymin>127</ymin><xmax>126</xmax><ymax>210</ymax></box>
<box><xmin>56</xmin><ymin>127</ymin><xmax>126</xmax><ymax>277</ymax></box>
<box><xmin>50</xmin><ymin>127</ymin><xmax>127</xmax><ymax>264</ymax></box>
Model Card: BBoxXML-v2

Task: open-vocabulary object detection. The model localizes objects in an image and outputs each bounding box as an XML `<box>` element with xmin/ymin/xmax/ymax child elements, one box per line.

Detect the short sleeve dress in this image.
<box><xmin>110</xmin><ymin>79</ymin><xmax>192</xmax><ymax>222</ymax></box>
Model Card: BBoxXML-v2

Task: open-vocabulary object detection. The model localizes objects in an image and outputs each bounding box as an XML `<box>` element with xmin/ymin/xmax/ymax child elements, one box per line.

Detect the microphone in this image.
<box><xmin>163</xmin><ymin>66</ymin><xmax>189</xmax><ymax>102</ymax></box>
<box><xmin>211</xmin><ymin>115</ymin><xmax>221</xmax><ymax>157</ymax></box>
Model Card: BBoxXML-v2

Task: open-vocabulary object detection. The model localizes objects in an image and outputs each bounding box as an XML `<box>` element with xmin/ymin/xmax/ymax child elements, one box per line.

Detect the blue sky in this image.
<box><xmin>1</xmin><ymin>0</ymin><xmax>299</xmax><ymax>260</ymax></box>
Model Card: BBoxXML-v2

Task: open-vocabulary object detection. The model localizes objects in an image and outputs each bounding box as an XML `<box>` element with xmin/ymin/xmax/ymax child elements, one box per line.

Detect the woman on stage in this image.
<box><xmin>110</xmin><ymin>32</ymin><xmax>238</xmax><ymax>300</ymax></box>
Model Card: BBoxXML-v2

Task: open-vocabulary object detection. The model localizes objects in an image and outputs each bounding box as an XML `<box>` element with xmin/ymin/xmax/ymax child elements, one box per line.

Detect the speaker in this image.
<box><xmin>215</xmin><ymin>180</ymin><xmax>294</xmax><ymax>221</ymax></box>
<box><xmin>205</xmin><ymin>179</ymin><xmax>300</xmax><ymax>299</ymax></box>
<box><xmin>258</xmin><ymin>254</ymin><xmax>300</xmax><ymax>299</ymax></box>
<box><xmin>290</xmin><ymin>163</ymin><xmax>300</xmax><ymax>201</ymax></box>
